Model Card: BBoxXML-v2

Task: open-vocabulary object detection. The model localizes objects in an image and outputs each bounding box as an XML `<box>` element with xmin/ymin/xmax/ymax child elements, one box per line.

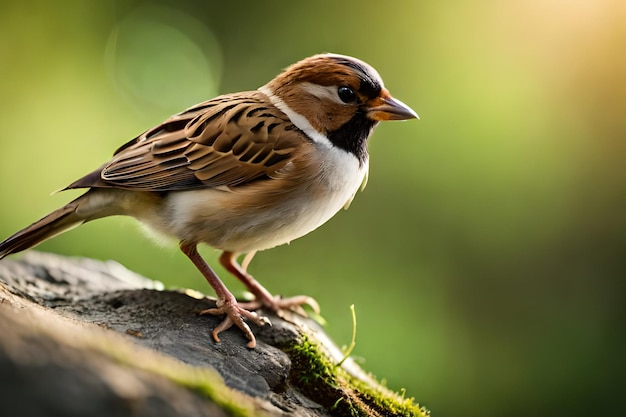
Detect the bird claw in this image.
<box><xmin>199</xmin><ymin>302</ymin><xmax>270</xmax><ymax>349</ymax></box>
<box><xmin>199</xmin><ymin>294</ymin><xmax>318</xmax><ymax>348</ymax></box>
<box><xmin>239</xmin><ymin>294</ymin><xmax>320</xmax><ymax>317</ymax></box>
<box><xmin>273</xmin><ymin>295</ymin><xmax>320</xmax><ymax>318</ymax></box>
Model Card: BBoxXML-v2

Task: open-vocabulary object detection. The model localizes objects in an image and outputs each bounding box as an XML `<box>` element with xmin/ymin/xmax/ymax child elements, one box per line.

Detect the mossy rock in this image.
<box><xmin>0</xmin><ymin>252</ymin><xmax>429</xmax><ymax>416</ymax></box>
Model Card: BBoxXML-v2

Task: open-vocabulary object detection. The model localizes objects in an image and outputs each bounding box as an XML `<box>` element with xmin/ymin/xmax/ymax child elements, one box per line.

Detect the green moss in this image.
<box><xmin>287</xmin><ymin>337</ymin><xmax>344</xmax><ymax>405</ymax></box>
<box><xmin>285</xmin><ymin>335</ymin><xmax>430</xmax><ymax>417</ymax></box>
<box><xmin>154</xmin><ymin>362</ymin><xmax>255</xmax><ymax>417</ymax></box>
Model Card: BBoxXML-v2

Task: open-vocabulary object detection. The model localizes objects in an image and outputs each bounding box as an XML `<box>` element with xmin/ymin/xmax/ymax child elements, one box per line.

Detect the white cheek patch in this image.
<box><xmin>299</xmin><ymin>82</ymin><xmax>344</xmax><ymax>105</ymax></box>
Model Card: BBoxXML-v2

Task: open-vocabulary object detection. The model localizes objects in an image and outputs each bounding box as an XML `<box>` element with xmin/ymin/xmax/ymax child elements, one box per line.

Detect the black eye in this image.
<box><xmin>337</xmin><ymin>86</ymin><xmax>356</xmax><ymax>103</ymax></box>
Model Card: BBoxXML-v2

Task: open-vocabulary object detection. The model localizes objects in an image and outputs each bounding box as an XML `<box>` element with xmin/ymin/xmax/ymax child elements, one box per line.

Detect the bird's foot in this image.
<box><xmin>246</xmin><ymin>294</ymin><xmax>321</xmax><ymax>318</ymax></box>
<box><xmin>199</xmin><ymin>294</ymin><xmax>319</xmax><ymax>348</ymax></box>
<box><xmin>199</xmin><ymin>298</ymin><xmax>271</xmax><ymax>349</ymax></box>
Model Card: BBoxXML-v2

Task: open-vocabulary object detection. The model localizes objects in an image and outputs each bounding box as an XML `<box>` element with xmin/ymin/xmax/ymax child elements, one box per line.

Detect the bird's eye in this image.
<box><xmin>337</xmin><ymin>86</ymin><xmax>356</xmax><ymax>103</ymax></box>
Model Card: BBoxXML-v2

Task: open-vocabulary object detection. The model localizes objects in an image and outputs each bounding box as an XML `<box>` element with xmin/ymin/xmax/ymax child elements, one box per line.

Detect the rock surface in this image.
<box><xmin>0</xmin><ymin>252</ymin><xmax>426</xmax><ymax>417</ymax></box>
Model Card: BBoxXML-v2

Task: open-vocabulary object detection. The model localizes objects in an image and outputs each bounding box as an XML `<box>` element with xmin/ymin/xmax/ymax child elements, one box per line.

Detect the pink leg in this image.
<box><xmin>219</xmin><ymin>251</ymin><xmax>320</xmax><ymax>316</ymax></box>
<box><xmin>179</xmin><ymin>242</ymin><xmax>269</xmax><ymax>348</ymax></box>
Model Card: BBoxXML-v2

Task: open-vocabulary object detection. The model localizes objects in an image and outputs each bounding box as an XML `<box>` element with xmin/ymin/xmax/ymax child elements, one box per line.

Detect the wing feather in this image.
<box><xmin>69</xmin><ymin>91</ymin><xmax>305</xmax><ymax>192</ymax></box>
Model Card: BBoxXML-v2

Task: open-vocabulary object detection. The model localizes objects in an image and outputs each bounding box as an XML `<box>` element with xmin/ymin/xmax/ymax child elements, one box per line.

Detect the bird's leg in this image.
<box><xmin>240</xmin><ymin>250</ymin><xmax>257</xmax><ymax>273</ymax></box>
<box><xmin>219</xmin><ymin>251</ymin><xmax>320</xmax><ymax>317</ymax></box>
<box><xmin>179</xmin><ymin>242</ymin><xmax>269</xmax><ymax>348</ymax></box>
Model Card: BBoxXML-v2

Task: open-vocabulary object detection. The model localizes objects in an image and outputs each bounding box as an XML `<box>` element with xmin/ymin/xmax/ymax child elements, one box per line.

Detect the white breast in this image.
<box><xmin>153</xmin><ymin>145</ymin><xmax>367</xmax><ymax>254</ymax></box>
<box><xmin>284</xmin><ymin>145</ymin><xmax>368</xmax><ymax>241</ymax></box>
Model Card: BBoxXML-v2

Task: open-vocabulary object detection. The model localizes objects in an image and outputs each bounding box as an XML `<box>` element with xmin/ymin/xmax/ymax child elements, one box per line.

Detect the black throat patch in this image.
<box><xmin>327</xmin><ymin>113</ymin><xmax>377</xmax><ymax>165</ymax></box>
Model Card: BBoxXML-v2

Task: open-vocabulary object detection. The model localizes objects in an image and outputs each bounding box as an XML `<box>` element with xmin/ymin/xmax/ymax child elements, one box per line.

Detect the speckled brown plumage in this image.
<box><xmin>0</xmin><ymin>53</ymin><xmax>417</xmax><ymax>348</ymax></box>
<box><xmin>68</xmin><ymin>91</ymin><xmax>303</xmax><ymax>191</ymax></box>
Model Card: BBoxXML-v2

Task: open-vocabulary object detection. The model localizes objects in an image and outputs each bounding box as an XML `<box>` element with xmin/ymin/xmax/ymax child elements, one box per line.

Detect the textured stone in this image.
<box><xmin>0</xmin><ymin>251</ymin><xmax>424</xmax><ymax>417</ymax></box>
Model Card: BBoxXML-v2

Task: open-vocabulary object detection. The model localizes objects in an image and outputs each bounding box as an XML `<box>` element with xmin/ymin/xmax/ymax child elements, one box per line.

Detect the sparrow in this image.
<box><xmin>0</xmin><ymin>53</ymin><xmax>418</xmax><ymax>348</ymax></box>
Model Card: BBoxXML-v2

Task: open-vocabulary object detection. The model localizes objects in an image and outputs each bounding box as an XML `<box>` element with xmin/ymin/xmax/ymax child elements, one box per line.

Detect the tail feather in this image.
<box><xmin>1</xmin><ymin>188</ymin><xmax>150</xmax><ymax>260</ymax></box>
<box><xmin>0</xmin><ymin>200</ymin><xmax>86</xmax><ymax>259</ymax></box>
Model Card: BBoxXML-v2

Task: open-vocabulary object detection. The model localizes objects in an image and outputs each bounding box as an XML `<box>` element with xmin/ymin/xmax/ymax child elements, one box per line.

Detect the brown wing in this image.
<box><xmin>67</xmin><ymin>91</ymin><xmax>304</xmax><ymax>191</ymax></box>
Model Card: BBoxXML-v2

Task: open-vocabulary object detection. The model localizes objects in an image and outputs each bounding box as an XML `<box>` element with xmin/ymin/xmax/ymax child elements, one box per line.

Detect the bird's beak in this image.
<box><xmin>367</xmin><ymin>89</ymin><xmax>419</xmax><ymax>121</ymax></box>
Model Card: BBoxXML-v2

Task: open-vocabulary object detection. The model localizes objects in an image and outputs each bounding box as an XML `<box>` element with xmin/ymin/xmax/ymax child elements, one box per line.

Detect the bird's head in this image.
<box><xmin>259</xmin><ymin>53</ymin><xmax>418</xmax><ymax>161</ymax></box>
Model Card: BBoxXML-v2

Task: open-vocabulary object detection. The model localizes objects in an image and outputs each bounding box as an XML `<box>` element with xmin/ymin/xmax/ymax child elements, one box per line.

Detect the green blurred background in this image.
<box><xmin>1</xmin><ymin>1</ymin><xmax>624</xmax><ymax>416</ymax></box>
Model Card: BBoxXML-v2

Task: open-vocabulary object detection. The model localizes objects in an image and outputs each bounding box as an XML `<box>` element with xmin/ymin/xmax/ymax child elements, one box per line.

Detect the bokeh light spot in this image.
<box><xmin>105</xmin><ymin>4</ymin><xmax>222</xmax><ymax>116</ymax></box>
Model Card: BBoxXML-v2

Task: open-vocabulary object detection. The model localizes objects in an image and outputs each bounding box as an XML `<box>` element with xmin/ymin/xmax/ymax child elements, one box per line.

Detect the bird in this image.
<box><xmin>0</xmin><ymin>53</ymin><xmax>418</xmax><ymax>348</ymax></box>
